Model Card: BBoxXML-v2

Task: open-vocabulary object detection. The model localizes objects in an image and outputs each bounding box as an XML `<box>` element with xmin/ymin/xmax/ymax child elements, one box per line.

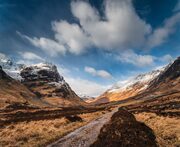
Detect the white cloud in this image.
<box><xmin>17</xmin><ymin>31</ymin><xmax>66</xmax><ymax>57</ymax></box>
<box><xmin>146</xmin><ymin>13</ymin><xmax>180</xmax><ymax>49</ymax></box>
<box><xmin>116</xmin><ymin>50</ymin><xmax>155</xmax><ymax>67</ymax></box>
<box><xmin>71</xmin><ymin>0</ymin><xmax>151</xmax><ymax>49</ymax></box>
<box><xmin>18</xmin><ymin>0</ymin><xmax>180</xmax><ymax>56</ymax></box>
<box><xmin>19</xmin><ymin>51</ymin><xmax>43</xmax><ymax>61</ymax></box>
<box><xmin>85</xmin><ymin>66</ymin><xmax>112</xmax><ymax>79</ymax></box>
<box><xmin>52</xmin><ymin>20</ymin><xmax>91</xmax><ymax>55</ymax></box>
<box><xmin>57</xmin><ymin>65</ymin><xmax>70</xmax><ymax>76</ymax></box>
<box><xmin>64</xmin><ymin>76</ymin><xmax>110</xmax><ymax>96</ymax></box>
<box><xmin>174</xmin><ymin>0</ymin><xmax>180</xmax><ymax>12</ymax></box>
<box><xmin>117</xmin><ymin>50</ymin><xmax>173</xmax><ymax>67</ymax></box>
<box><xmin>159</xmin><ymin>54</ymin><xmax>173</xmax><ymax>63</ymax></box>
<box><xmin>56</xmin><ymin>65</ymin><xmax>110</xmax><ymax>96</ymax></box>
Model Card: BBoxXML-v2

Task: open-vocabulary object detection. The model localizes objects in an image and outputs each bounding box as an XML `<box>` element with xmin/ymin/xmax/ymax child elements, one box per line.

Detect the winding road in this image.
<box><xmin>47</xmin><ymin>108</ymin><xmax>118</xmax><ymax>147</ymax></box>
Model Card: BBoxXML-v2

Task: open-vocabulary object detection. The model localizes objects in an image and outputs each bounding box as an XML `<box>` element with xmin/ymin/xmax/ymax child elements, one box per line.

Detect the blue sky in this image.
<box><xmin>0</xmin><ymin>0</ymin><xmax>180</xmax><ymax>96</ymax></box>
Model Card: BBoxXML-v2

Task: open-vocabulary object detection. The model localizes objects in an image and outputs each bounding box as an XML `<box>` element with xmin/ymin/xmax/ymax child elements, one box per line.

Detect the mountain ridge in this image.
<box><xmin>92</xmin><ymin>57</ymin><xmax>180</xmax><ymax>104</ymax></box>
<box><xmin>0</xmin><ymin>58</ymin><xmax>85</xmax><ymax>108</ymax></box>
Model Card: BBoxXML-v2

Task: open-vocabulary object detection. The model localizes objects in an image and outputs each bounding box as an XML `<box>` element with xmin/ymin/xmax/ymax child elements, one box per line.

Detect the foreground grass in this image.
<box><xmin>135</xmin><ymin>112</ymin><xmax>180</xmax><ymax>147</ymax></box>
<box><xmin>0</xmin><ymin>111</ymin><xmax>105</xmax><ymax>147</ymax></box>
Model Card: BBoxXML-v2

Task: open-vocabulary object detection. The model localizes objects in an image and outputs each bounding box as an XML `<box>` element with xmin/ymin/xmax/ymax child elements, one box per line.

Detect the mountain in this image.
<box><xmin>0</xmin><ymin>54</ymin><xmax>85</xmax><ymax>108</ymax></box>
<box><xmin>80</xmin><ymin>94</ymin><xmax>96</xmax><ymax>103</ymax></box>
<box><xmin>93</xmin><ymin>56</ymin><xmax>180</xmax><ymax>105</ymax></box>
<box><xmin>119</xmin><ymin>57</ymin><xmax>180</xmax><ymax>119</ymax></box>
<box><xmin>93</xmin><ymin>68</ymin><xmax>164</xmax><ymax>104</ymax></box>
<box><xmin>143</xmin><ymin>57</ymin><xmax>180</xmax><ymax>97</ymax></box>
<box><xmin>0</xmin><ymin>65</ymin><xmax>48</xmax><ymax>109</ymax></box>
<box><xmin>20</xmin><ymin>63</ymin><xmax>85</xmax><ymax>107</ymax></box>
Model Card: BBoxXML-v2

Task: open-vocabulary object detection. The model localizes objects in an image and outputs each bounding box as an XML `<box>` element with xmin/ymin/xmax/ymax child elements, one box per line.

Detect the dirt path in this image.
<box><xmin>47</xmin><ymin>108</ymin><xmax>118</xmax><ymax>147</ymax></box>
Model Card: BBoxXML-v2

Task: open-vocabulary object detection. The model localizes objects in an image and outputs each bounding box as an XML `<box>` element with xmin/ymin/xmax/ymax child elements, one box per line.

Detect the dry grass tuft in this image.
<box><xmin>0</xmin><ymin>111</ymin><xmax>104</xmax><ymax>147</ymax></box>
<box><xmin>135</xmin><ymin>112</ymin><xmax>180</xmax><ymax>147</ymax></box>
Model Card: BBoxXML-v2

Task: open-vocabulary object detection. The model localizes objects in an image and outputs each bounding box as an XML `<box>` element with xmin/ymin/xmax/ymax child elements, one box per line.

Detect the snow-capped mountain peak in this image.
<box><xmin>109</xmin><ymin>68</ymin><xmax>165</xmax><ymax>93</ymax></box>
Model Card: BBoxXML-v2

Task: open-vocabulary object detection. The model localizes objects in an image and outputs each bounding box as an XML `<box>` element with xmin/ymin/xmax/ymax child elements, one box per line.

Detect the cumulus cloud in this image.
<box><xmin>18</xmin><ymin>0</ymin><xmax>180</xmax><ymax>56</ymax></box>
<box><xmin>116</xmin><ymin>50</ymin><xmax>173</xmax><ymax>67</ymax></box>
<box><xmin>19</xmin><ymin>51</ymin><xmax>43</xmax><ymax>61</ymax></box>
<box><xmin>70</xmin><ymin>0</ymin><xmax>151</xmax><ymax>49</ymax></box>
<box><xmin>17</xmin><ymin>31</ymin><xmax>66</xmax><ymax>57</ymax></box>
<box><xmin>116</xmin><ymin>50</ymin><xmax>155</xmax><ymax>67</ymax></box>
<box><xmin>85</xmin><ymin>66</ymin><xmax>112</xmax><ymax>79</ymax></box>
<box><xmin>55</xmin><ymin>65</ymin><xmax>110</xmax><ymax>96</ymax></box>
<box><xmin>65</xmin><ymin>76</ymin><xmax>110</xmax><ymax>96</ymax></box>
<box><xmin>52</xmin><ymin>20</ymin><xmax>91</xmax><ymax>55</ymax></box>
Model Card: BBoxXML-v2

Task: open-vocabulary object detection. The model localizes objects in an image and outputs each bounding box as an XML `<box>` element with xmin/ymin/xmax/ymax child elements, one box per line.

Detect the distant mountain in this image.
<box><xmin>20</xmin><ymin>63</ymin><xmax>85</xmax><ymax>107</ymax></box>
<box><xmin>80</xmin><ymin>94</ymin><xmax>96</xmax><ymax>103</ymax></box>
<box><xmin>0</xmin><ymin>55</ymin><xmax>85</xmax><ymax>108</ymax></box>
<box><xmin>93</xmin><ymin>56</ymin><xmax>180</xmax><ymax>105</ymax></box>
<box><xmin>93</xmin><ymin>68</ymin><xmax>164</xmax><ymax>104</ymax></box>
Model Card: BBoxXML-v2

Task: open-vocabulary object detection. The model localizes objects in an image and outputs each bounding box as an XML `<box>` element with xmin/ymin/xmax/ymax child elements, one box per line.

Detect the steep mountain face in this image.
<box><xmin>93</xmin><ymin>69</ymin><xmax>164</xmax><ymax>104</ymax></box>
<box><xmin>0</xmin><ymin>65</ymin><xmax>47</xmax><ymax>108</ymax></box>
<box><xmin>0</xmin><ymin>53</ymin><xmax>85</xmax><ymax>108</ymax></box>
<box><xmin>146</xmin><ymin>57</ymin><xmax>180</xmax><ymax>95</ymax></box>
<box><xmin>150</xmin><ymin>57</ymin><xmax>180</xmax><ymax>88</ymax></box>
<box><xmin>20</xmin><ymin>63</ymin><xmax>85</xmax><ymax>107</ymax></box>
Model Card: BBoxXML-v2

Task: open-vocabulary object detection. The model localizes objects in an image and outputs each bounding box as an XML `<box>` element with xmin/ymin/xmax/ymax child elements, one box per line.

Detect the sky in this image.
<box><xmin>0</xmin><ymin>0</ymin><xmax>180</xmax><ymax>96</ymax></box>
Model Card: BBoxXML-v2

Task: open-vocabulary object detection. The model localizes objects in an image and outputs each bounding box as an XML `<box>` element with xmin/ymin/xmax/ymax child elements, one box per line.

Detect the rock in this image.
<box><xmin>91</xmin><ymin>108</ymin><xmax>157</xmax><ymax>147</ymax></box>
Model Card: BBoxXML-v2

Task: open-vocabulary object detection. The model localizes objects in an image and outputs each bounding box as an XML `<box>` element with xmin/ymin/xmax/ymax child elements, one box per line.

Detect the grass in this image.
<box><xmin>0</xmin><ymin>111</ymin><xmax>105</xmax><ymax>147</ymax></box>
<box><xmin>135</xmin><ymin>112</ymin><xmax>180</xmax><ymax>147</ymax></box>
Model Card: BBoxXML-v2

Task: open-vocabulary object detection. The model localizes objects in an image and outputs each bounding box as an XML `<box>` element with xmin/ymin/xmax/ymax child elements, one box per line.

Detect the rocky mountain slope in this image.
<box><xmin>20</xmin><ymin>63</ymin><xmax>85</xmax><ymax>107</ymax></box>
<box><xmin>0</xmin><ymin>65</ymin><xmax>48</xmax><ymax>109</ymax></box>
<box><xmin>0</xmin><ymin>54</ymin><xmax>85</xmax><ymax>108</ymax></box>
<box><xmin>93</xmin><ymin>68</ymin><xmax>164</xmax><ymax>104</ymax></box>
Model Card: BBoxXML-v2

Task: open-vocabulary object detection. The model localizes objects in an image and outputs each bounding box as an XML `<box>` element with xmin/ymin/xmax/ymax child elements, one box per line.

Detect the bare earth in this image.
<box><xmin>47</xmin><ymin>108</ymin><xmax>118</xmax><ymax>147</ymax></box>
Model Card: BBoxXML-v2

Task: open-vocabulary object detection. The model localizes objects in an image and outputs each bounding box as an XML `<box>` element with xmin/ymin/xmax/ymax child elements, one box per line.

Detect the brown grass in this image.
<box><xmin>0</xmin><ymin>111</ymin><xmax>105</xmax><ymax>147</ymax></box>
<box><xmin>135</xmin><ymin>112</ymin><xmax>180</xmax><ymax>147</ymax></box>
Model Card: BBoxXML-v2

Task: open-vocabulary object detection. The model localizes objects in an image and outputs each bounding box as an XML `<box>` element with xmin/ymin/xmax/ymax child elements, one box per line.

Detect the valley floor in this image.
<box><xmin>0</xmin><ymin>106</ymin><xmax>109</xmax><ymax>147</ymax></box>
<box><xmin>0</xmin><ymin>94</ymin><xmax>179</xmax><ymax>147</ymax></box>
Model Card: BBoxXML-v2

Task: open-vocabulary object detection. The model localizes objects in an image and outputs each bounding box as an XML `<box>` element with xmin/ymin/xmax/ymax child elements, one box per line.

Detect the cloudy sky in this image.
<box><xmin>0</xmin><ymin>0</ymin><xmax>180</xmax><ymax>96</ymax></box>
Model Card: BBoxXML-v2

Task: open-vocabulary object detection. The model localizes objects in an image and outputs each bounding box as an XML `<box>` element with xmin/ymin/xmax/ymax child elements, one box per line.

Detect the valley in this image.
<box><xmin>0</xmin><ymin>56</ymin><xmax>179</xmax><ymax>147</ymax></box>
